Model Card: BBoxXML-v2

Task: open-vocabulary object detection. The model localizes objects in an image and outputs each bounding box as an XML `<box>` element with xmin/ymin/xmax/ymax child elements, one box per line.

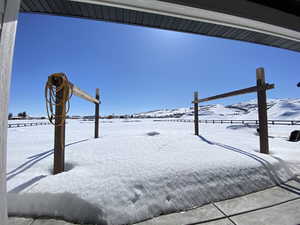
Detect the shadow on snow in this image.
<box><xmin>198</xmin><ymin>135</ymin><xmax>300</xmax><ymax>195</ymax></box>
<box><xmin>6</xmin><ymin>139</ymin><xmax>89</xmax><ymax>181</ymax></box>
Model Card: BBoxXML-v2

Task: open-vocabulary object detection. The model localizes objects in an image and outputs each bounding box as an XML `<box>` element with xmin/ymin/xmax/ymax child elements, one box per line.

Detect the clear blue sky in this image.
<box><xmin>9</xmin><ymin>13</ymin><xmax>300</xmax><ymax>116</ymax></box>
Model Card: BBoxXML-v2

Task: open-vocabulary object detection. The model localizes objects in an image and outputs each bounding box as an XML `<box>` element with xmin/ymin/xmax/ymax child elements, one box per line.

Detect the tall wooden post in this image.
<box><xmin>94</xmin><ymin>88</ymin><xmax>100</xmax><ymax>138</ymax></box>
<box><xmin>53</xmin><ymin>77</ymin><xmax>66</xmax><ymax>174</ymax></box>
<box><xmin>256</xmin><ymin>68</ymin><xmax>269</xmax><ymax>154</ymax></box>
<box><xmin>0</xmin><ymin>1</ymin><xmax>21</xmax><ymax>224</ymax></box>
<box><xmin>194</xmin><ymin>91</ymin><xmax>199</xmax><ymax>135</ymax></box>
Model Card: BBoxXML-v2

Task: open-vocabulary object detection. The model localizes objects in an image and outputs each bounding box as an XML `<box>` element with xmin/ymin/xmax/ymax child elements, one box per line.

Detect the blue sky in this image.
<box><xmin>9</xmin><ymin>13</ymin><xmax>300</xmax><ymax>116</ymax></box>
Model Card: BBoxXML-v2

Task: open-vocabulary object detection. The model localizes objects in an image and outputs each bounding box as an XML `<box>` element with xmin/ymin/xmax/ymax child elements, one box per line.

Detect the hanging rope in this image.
<box><xmin>44</xmin><ymin>73</ymin><xmax>73</xmax><ymax>126</ymax></box>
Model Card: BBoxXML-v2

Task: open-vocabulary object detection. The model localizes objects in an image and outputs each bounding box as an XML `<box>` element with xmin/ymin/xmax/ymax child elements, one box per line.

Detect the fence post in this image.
<box><xmin>194</xmin><ymin>91</ymin><xmax>199</xmax><ymax>135</ymax></box>
<box><xmin>53</xmin><ymin>77</ymin><xmax>66</xmax><ymax>174</ymax></box>
<box><xmin>256</xmin><ymin>68</ymin><xmax>269</xmax><ymax>154</ymax></box>
<box><xmin>94</xmin><ymin>88</ymin><xmax>100</xmax><ymax>138</ymax></box>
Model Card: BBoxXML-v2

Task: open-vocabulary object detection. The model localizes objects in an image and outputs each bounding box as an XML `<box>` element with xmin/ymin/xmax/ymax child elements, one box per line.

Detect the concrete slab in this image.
<box><xmin>215</xmin><ymin>185</ymin><xmax>299</xmax><ymax>215</ymax></box>
<box><xmin>285</xmin><ymin>180</ymin><xmax>300</xmax><ymax>190</ymax></box>
<box><xmin>136</xmin><ymin>204</ymin><xmax>225</xmax><ymax>225</ymax></box>
<box><xmin>8</xmin><ymin>217</ymin><xmax>34</xmax><ymax>225</ymax></box>
<box><xmin>231</xmin><ymin>199</ymin><xmax>300</xmax><ymax>225</ymax></box>
<box><xmin>195</xmin><ymin>218</ymin><xmax>234</xmax><ymax>225</ymax></box>
<box><xmin>31</xmin><ymin>219</ymin><xmax>75</xmax><ymax>225</ymax></box>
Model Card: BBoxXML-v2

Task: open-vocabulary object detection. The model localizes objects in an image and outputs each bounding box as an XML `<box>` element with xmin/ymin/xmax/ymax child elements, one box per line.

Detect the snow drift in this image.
<box><xmin>6</xmin><ymin>120</ymin><xmax>298</xmax><ymax>224</ymax></box>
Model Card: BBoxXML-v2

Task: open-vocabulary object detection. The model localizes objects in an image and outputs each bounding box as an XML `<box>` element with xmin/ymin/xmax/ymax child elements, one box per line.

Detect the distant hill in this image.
<box><xmin>133</xmin><ymin>99</ymin><xmax>300</xmax><ymax>120</ymax></box>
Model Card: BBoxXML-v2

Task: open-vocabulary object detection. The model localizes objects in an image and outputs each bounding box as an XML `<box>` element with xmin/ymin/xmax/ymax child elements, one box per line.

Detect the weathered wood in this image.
<box><xmin>47</xmin><ymin>73</ymin><xmax>100</xmax><ymax>172</ymax></box>
<box><xmin>69</xmin><ymin>82</ymin><xmax>100</xmax><ymax>104</ymax></box>
<box><xmin>256</xmin><ymin>68</ymin><xmax>269</xmax><ymax>154</ymax></box>
<box><xmin>194</xmin><ymin>84</ymin><xmax>274</xmax><ymax>103</ymax></box>
<box><xmin>53</xmin><ymin>78</ymin><xmax>66</xmax><ymax>174</ymax></box>
<box><xmin>94</xmin><ymin>88</ymin><xmax>100</xmax><ymax>138</ymax></box>
<box><xmin>194</xmin><ymin>91</ymin><xmax>199</xmax><ymax>136</ymax></box>
<box><xmin>48</xmin><ymin>74</ymin><xmax>98</xmax><ymax>104</ymax></box>
<box><xmin>0</xmin><ymin>0</ymin><xmax>21</xmax><ymax>224</ymax></box>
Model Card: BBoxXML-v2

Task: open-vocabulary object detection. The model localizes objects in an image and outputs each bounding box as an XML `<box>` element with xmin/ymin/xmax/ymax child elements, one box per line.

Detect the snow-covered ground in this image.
<box><xmin>6</xmin><ymin>118</ymin><xmax>300</xmax><ymax>224</ymax></box>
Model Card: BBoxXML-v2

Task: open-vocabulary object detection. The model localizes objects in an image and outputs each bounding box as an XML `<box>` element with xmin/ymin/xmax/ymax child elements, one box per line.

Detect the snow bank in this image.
<box><xmin>8</xmin><ymin>192</ymin><xmax>107</xmax><ymax>224</ymax></box>
<box><xmin>6</xmin><ymin>120</ymin><xmax>298</xmax><ymax>224</ymax></box>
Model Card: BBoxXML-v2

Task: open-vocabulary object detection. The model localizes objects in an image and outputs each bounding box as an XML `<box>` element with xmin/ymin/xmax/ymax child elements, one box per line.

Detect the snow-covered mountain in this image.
<box><xmin>134</xmin><ymin>99</ymin><xmax>300</xmax><ymax>120</ymax></box>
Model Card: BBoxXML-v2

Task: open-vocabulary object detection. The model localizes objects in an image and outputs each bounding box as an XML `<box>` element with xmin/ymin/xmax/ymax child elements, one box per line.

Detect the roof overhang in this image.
<box><xmin>20</xmin><ymin>0</ymin><xmax>300</xmax><ymax>52</ymax></box>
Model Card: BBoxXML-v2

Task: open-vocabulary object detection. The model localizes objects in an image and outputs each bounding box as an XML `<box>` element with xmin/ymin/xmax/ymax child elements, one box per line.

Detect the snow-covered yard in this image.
<box><xmin>6</xmin><ymin>119</ymin><xmax>300</xmax><ymax>224</ymax></box>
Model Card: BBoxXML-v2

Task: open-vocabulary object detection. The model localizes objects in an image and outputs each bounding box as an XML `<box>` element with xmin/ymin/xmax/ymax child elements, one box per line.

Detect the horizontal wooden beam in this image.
<box><xmin>193</xmin><ymin>83</ymin><xmax>274</xmax><ymax>103</ymax></box>
<box><xmin>73</xmin><ymin>0</ymin><xmax>300</xmax><ymax>43</ymax></box>
<box><xmin>69</xmin><ymin>83</ymin><xmax>100</xmax><ymax>104</ymax></box>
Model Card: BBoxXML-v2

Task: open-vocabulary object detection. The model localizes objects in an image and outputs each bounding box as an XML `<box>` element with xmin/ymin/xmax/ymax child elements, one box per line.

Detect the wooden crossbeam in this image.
<box><xmin>193</xmin><ymin>84</ymin><xmax>274</xmax><ymax>103</ymax></box>
<box><xmin>69</xmin><ymin>83</ymin><xmax>100</xmax><ymax>104</ymax></box>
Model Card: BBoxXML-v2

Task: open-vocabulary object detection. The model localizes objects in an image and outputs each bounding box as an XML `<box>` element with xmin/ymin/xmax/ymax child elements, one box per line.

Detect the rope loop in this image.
<box><xmin>45</xmin><ymin>73</ymin><xmax>73</xmax><ymax>126</ymax></box>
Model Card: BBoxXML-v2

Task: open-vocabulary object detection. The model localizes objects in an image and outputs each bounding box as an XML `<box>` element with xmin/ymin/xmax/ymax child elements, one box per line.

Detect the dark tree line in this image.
<box><xmin>8</xmin><ymin>112</ymin><xmax>28</xmax><ymax>119</ymax></box>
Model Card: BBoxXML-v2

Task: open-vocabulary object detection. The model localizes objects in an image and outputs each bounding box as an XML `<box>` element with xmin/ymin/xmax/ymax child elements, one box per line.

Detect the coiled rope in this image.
<box><xmin>45</xmin><ymin>73</ymin><xmax>73</xmax><ymax>126</ymax></box>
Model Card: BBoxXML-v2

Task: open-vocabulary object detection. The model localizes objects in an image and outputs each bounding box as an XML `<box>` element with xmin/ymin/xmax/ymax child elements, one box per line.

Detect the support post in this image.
<box><xmin>0</xmin><ymin>1</ymin><xmax>21</xmax><ymax>224</ymax></box>
<box><xmin>194</xmin><ymin>91</ymin><xmax>199</xmax><ymax>135</ymax></box>
<box><xmin>53</xmin><ymin>77</ymin><xmax>66</xmax><ymax>174</ymax></box>
<box><xmin>256</xmin><ymin>68</ymin><xmax>269</xmax><ymax>154</ymax></box>
<box><xmin>94</xmin><ymin>88</ymin><xmax>100</xmax><ymax>138</ymax></box>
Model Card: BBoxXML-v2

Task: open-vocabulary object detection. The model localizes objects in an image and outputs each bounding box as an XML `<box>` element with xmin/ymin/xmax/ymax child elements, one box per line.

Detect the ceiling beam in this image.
<box><xmin>70</xmin><ymin>0</ymin><xmax>300</xmax><ymax>43</ymax></box>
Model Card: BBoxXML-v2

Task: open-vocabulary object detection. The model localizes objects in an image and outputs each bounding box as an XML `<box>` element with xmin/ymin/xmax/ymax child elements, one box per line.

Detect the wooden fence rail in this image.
<box><xmin>8</xmin><ymin>122</ymin><xmax>50</xmax><ymax>128</ymax></box>
<box><xmin>153</xmin><ymin>119</ymin><xmax>300</xmax><ymax>126</ymax></box>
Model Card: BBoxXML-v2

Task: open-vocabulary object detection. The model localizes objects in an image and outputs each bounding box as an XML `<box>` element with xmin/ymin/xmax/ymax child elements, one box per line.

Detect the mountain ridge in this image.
<box><xmin>133</xmin><ymin>98</ymin><xmax>300</xmax><ymax>120</ymax></box>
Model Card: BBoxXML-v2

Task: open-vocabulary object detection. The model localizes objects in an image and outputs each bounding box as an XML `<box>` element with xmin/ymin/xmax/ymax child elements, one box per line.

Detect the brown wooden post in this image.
<box><xmin>53</xmin><ymin>77</ymin><xmax>66</xmax><ymax>174</ymax></box>
<box><xmin>256</xmin><ymin>68</ymin><xmax>269</xmax><ymax>154</ymax></box>
<box><xmin>194</xmin><ymin>91</ymin><xmax>199</xmax><ymax>135</ymax></box>
<box><xmin>94</xmin><ymin>88</ymin><xmax>100</xmax><ymax>138</ymax></box>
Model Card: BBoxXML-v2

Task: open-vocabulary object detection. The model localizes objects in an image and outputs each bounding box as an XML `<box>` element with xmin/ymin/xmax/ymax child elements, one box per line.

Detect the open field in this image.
<box><xmin>6</xmin><ymin>119</ymin><xmax>300</xmax><ymax>224</ymax></box>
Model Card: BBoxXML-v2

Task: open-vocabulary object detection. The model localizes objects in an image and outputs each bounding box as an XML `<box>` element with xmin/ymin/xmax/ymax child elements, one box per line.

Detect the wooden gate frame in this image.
<box><xmin>46</xmin><ymin>73</ymin><xmax>101</xmax><ymax>174</ymax></box>
<box><xmin>192</xmin><ymin>67</ymin><xmax>274</xmax><ymax>154</ymax></box>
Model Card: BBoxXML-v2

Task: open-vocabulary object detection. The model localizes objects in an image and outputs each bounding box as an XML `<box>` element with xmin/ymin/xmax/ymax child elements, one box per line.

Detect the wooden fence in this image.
<box><xmin>153</xmin><ymin>119</ymin><xmax>300</xmax><ymax>126</ymax></box>
<box><xmin>8</xmin><ymin>122</ymin><xmax>50</xmax><ymax>128</ymax></box>
<box><xmin>192</xmin><ymin>68</ymin><xmax>273</xmax><ymax>154</ymax></box>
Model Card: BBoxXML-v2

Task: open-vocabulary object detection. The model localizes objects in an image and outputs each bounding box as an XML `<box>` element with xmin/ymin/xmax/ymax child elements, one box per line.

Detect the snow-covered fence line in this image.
<box><xmin>8</xmin><ymin>122</ymin><xmax>50</xmax><ymax>128</ymax></box>
<box><xmin>153</xmin><ymin>119</ymin><xmax>300</xmax><ymax>126</ymax></box>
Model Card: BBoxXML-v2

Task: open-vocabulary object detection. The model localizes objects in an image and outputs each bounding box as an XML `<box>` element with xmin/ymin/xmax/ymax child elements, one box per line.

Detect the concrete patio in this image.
<box><xmin>8</xmin><ymin>179</ymin><xmax>300</xmax><ymax>225</ymax></box>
